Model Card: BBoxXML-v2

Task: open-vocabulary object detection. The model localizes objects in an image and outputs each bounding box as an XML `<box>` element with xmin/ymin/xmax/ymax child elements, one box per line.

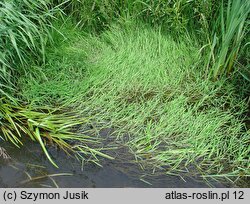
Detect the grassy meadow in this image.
<box><xmin>0</xmin><ymin>0</ymin><xmax>249</xmax><ymax>184</ymax></box>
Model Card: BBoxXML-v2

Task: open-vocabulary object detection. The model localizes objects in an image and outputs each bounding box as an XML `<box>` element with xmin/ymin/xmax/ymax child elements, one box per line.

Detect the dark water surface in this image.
<box><xmin>0</xmin><ymin>139</ymin><xmax>237</xmax><ymax>188</ymax></box>
<box><xmin>0</xmin><ymin>128</ymin><xmax>242</xmax><ymax>188</ymax></box>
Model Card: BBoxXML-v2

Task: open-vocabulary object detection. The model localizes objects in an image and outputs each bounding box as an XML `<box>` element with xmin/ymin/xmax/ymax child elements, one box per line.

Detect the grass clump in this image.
<box><xmin>19</xmin><ymin>22</ymin><xmax>250</xmax><ymax>177</ymax></box>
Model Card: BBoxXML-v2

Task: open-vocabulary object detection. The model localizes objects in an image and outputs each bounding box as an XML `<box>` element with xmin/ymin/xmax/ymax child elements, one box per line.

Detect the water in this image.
<box><xmin>0</xmin><ymin>127</ymin><xmax>242</xmax><ymax>188</ymax></box>
<box><xmin>1</xmin><ymin>138</ymin><xmax>237</xmax><ymax>188</ymax></box>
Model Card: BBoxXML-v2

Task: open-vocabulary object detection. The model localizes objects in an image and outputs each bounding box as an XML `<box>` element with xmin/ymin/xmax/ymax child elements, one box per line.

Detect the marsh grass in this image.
<box><xmin>1</xmin><ymin>0</ymin><xmax>248</xmax><ymax>179</ymax></box>
<box><xmin>19</xmin><ymin>22</ymin><xmax>250</xmax><ymax>177</ymax></box>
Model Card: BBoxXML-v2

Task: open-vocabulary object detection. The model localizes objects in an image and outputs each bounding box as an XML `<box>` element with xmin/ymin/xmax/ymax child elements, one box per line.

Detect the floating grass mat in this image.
<box><xmin>18</xmin><ymin>22</ymin><xmax>249</xmax><ymax>178</ymax></box>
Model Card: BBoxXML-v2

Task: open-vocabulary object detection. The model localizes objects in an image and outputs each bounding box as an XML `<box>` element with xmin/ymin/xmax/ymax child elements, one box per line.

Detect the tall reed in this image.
<box><xmin>207</xmin><ymin>0</ymin><xmax>250</xmax><ymax>79</ymax></box>
<box><xmin>0</xmin><ymin>0</ymin><xmax>60</xmax><ymax>95</ymax></box>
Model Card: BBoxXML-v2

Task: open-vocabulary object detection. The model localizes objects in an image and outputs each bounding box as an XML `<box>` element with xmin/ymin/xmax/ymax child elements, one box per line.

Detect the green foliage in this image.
<box><xmin>19</xmin><ymin>22</ymin><xmax>249</xmax><ymax>176</ymax></box>
<box><xmin>51</xmin><ymin>0</ymin><xmax>120</xmax><ymax>31</ymax></box>
<box><xmin>0</xmin><ymin>97</ymin><xmax>112</xmax><ymax>167</ymax></box>
<box><xmin>80</xmin><ymin>25</ymin><xmax>248</xmax><ymax>176</ymax></box>
<box><xmin>53</xmin><ymin>0</ymin><xmax>249</xmax><ymax>80</ymax></box>
<box><xmin>0</xmin><ymin>2</ymin><xmax>112</xmax><ymax>166</ymax></box>
<box><xmin>1</xmin><ymin>0</ymin><xmax>249</xmax><ymax>175</ymax></box>
<box><xmin>206</xmin><ymin>0</ymin><xmax>250</xmax><ymax>79</ymax></box>
<box><xmin>0</xmin><ymin>0</ymin><xmax>61</xmax><ymax>98</ymax></box>
<box><xmin>54</xmin><ymin>0</ymin><xmax>215</xmax><ymax>34</ymax></box>
<box><xmin>18</xmin><ymin>21</ymin><xmax>89</xmax><ymax>105</ymax></box>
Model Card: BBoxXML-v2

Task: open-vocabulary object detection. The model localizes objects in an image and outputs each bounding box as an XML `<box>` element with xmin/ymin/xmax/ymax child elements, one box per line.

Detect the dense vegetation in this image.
<box><xmin>0</xmin><ymin>0</ymin><xmax>249</xmax><ymax>182</ymax></box>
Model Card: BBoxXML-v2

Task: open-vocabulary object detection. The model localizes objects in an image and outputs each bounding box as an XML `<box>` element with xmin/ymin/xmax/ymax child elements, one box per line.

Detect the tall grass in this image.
<box><xmin>0</xmin><ymin>0</ymin><xmax>57</xmax><ymax>163</ymax></box>
<box><xmin>207</xmin><ymin>0</ymin><xmax>250</xmax><ymax>79</ymax></box>
<box><xmin>0</xmin><ymin>0</ymin><xmax>58</xmax><ymax>71</ymax></box>
<box><xmin>0</xmin><ymin>0</ymin><xmax>61</xmax><ymax>100</ymax></box>
<box><xmin>54</xmin><ymin>0</ymin><xmax>215</xmax><ymax>34</ymax></box>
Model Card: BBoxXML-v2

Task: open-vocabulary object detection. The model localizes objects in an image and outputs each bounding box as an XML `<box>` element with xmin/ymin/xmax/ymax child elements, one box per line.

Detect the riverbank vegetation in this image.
<box><xmin>1</xmin><ymin>0</ymin><xmax>249</xmax><ymax>183</ymax></box>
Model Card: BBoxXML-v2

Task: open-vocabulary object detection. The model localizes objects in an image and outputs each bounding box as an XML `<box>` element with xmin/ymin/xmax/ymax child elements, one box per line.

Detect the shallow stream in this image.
<box><xmin>0</xmin><ymin>134</ymin><xmax>236</xmax><ymax>188</ymax></box>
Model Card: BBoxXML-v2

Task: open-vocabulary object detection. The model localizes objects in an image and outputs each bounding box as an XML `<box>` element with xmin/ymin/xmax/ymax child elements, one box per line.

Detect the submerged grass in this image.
<box><xmin>18</xmin><ymin>22</ymin><xmax>250</xmax><ymax>177</ymax></box>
